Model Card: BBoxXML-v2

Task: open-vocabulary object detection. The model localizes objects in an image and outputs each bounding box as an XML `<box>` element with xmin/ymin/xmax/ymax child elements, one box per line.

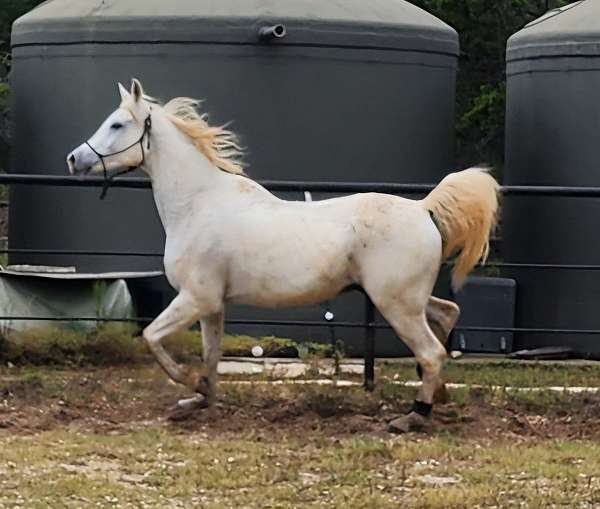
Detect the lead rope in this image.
<box><xmin>85</xmin><ymin>114</ymin><xmax>152</xmax><ymax>200</ymax></box>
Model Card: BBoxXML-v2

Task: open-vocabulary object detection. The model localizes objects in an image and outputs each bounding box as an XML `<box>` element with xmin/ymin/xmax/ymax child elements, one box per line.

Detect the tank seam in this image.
<box><xmin>11</xmin><ymin>39</ymin><xmax>459</xmax><ymax>58</ymax></box>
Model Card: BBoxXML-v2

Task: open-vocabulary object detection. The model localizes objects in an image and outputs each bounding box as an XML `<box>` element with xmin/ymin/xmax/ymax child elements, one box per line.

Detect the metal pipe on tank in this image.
<box><xmin>258</xmin><ymin>24</ymin><xmax>287</xmax><ymax>41</ymax></box>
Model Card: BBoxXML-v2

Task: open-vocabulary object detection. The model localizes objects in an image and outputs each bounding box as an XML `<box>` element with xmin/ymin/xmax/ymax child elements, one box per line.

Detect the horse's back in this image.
<box><xmin>219</xmin><ymin>190</ymin><xmax>439</xmax><ymax>307</ymax></box>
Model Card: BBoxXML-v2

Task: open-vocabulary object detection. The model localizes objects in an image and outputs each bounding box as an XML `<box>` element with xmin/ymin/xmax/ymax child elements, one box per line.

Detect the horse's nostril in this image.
<box><xmin>68</xmin><ymin>154</ymin><xmax>76</xmax><ymax>165</ymax></box>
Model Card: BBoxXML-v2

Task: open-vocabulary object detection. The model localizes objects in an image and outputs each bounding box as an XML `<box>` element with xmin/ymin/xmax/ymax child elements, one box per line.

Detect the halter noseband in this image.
<box><xmin>85</xmin><ymin>114</ymin><xmax>152</xmax><ymax>200</ymax></box>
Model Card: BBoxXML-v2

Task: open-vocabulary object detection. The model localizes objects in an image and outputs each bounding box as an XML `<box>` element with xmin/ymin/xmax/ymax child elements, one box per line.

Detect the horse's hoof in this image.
<box><xmin>167</xmin><ymin>394</ymin><xmax>208</xmax><ymax>421</ymax></box>
<box><xmin>388</xmin><ymin>411</ymin><xmax>429</xmax><ymax>434</ymax></box>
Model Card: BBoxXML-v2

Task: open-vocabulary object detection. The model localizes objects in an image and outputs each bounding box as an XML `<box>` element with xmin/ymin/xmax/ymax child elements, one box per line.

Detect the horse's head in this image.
<box><xmin>67</xmin><ymin>78</ymin><xmax>152</xmax><ymax>175</ymax></box>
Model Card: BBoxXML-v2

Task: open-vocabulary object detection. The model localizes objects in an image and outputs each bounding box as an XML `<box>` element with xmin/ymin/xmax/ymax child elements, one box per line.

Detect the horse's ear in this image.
<box><xmin>131</xmin><ymin>78</ymin><xmax>144</xmax><ymax>103</ymax></box>
<box><xmin>118</xmin><ymin>82</ymin><xmax>130</xmax><ymax>102</ymax></box>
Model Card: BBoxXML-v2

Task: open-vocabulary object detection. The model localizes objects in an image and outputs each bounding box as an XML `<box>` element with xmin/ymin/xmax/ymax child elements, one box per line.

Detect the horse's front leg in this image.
<box><xmin>198</xmin><ymin>312</ymin><xmax>223</xmax><ymax>407</ymax></box>
<box><xmin>143</xmin><ymin>291</ymin><xmax>221</xmax><ymax>396</ymax></box>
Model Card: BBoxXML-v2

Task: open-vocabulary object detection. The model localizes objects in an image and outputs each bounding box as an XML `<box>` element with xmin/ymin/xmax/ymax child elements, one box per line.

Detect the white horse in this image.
<box><xmin>67</xmin><ymin>79</ymin><xmax>499</xmax><ymax>433</ymax></box>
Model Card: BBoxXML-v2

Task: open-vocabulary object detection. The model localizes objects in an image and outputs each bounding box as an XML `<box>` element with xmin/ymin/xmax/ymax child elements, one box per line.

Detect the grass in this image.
<box><xmin>0</xmin><ymin>325</ymin><xmax>328</xmax><ymax>366</ymax></box>
<box><xmin>379</xmin><ymin>359</ymin><xmax>600</xmax><ymax>388</ymax></box>
<box><xmin>0</xmin><ymin>429</ymin><xmax>598</xmax><ymax>508</ymax></box>
<box><xmin>1</xmin><ymin>364</ymin><xmax>600</xmax><ymax>508</ymax></box>
<box><xmin>2</xmin><ymin>326</ymin><xmax>600</xmax><ymax>390</ymax></box>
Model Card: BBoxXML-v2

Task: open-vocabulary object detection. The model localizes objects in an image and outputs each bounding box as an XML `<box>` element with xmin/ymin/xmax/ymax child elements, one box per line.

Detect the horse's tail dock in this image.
<box><xmin>422</xmin><ymin>167</ymin><xmax>500</xmax><ymax>290</ymax></box>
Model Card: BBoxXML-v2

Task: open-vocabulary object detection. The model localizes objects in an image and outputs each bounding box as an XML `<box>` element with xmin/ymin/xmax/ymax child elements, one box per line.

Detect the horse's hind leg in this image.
<box><xmin>369</xmin><ymin>295</ymin><xmax>447</xmax><ymax>433</ymax></box>
<box><xmin>425</xmin><ymin>296</ymin><xmax>460</xmax><ymax>404</ymax></box>
<box><xmin>426</xmin><ymin>296</ymin><xmax>460</xmax><ymax>348</ymax></box>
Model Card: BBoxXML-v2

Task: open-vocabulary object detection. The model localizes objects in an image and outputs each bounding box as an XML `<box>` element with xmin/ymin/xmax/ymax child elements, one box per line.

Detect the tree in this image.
<box><xmin>412</xmin><ymin>0</ymin><xmax>569</xmax><ymax>169</ymax></box>
<box><xmin>0</xmin><ymin>1</ymin><xmax>573</xmax><ymax>170</ymax></box>
<box><xmin>0</xmin><ymin>0</ymin><xmax>45</xmax><ymax>166</ymax></box>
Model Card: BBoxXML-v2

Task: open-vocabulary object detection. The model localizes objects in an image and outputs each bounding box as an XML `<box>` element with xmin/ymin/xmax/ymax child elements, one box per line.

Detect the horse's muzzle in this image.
<box><xmin>67</xmin><ymin>145</ymin><xmax>96</xmax><ymax>175</ymax></box>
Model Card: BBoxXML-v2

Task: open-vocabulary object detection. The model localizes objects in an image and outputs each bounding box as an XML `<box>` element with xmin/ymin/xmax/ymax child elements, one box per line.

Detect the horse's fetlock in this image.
<box><xmin>185</xmin><ymin>365</ymin><xmax>212</xmax><ymax>396</ymax></box>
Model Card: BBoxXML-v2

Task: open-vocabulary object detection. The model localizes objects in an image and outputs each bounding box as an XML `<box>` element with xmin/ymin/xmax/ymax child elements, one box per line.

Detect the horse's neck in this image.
<box><xmin>145</xmin><ymin>114</ymin><xmax>224</xmax><ymax>233</ymax></box>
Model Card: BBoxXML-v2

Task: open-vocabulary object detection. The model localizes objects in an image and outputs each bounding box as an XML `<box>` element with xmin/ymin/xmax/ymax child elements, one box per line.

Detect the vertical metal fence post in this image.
<box><xmin>364</xmin><ymin>294</ymin><xmax>375</xmax><ymax>391</ymax></box>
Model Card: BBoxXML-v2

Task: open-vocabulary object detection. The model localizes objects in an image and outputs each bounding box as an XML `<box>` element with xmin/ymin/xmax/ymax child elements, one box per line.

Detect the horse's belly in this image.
<box><xmin>227</xmin><ymin>279</ymin><xmax>350</xmax><ymax>308</ymax></box>
<box><xmin>225</xmin><ymin>255</ymin><xmax>353</xmax><ymax>308</ymax></box>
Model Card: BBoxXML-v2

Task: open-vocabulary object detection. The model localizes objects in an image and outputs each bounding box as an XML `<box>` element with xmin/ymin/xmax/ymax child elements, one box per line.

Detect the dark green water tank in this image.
<box><xmin>10</xmin><ymin>1</ymin><xmax>458</xmax><ymax>353</ymax></box>
<box><xmin>504</xmin><ymin>0</ymin><xmax>600</xmax><ymax>356</ymax></box>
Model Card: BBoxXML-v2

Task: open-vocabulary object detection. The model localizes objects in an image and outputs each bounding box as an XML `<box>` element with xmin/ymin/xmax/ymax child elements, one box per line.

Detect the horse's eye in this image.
<box><xmin>111</xmin><ymin>122</ymin><xmax>123</xmax><ymax>130</ymax></box>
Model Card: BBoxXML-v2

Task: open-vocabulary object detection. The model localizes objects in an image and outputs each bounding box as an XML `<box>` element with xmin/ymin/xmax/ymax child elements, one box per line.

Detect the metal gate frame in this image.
<box><xmin>3</xmin><ymin>172</ymin><xmax>600</xmax><ymax>389</ymax></box>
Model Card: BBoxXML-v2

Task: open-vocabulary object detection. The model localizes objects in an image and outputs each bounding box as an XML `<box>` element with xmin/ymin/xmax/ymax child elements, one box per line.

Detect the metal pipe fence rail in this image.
<box><xmin>2</xmin><ymin>172</ymin><xmax>600</xmax><ymax>388</ymax></box>
<box><xmin>8</xmin><ymin>172</ymin><xmax>600</xmax><ymax>196</ymax></box>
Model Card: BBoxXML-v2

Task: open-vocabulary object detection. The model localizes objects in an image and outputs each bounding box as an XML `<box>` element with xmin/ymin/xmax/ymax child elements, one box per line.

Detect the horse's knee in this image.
<box><xmin>143</xmin><ymin>326</ymin><xmax>160</xmax><ymax>349</ymax></box>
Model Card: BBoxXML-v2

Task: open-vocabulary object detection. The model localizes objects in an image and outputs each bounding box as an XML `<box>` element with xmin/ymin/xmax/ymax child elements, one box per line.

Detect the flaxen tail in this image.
<box><xmin>422</xmin><ymin>167</ymin><xmax>499</xmax><ymax>290</ymax></box>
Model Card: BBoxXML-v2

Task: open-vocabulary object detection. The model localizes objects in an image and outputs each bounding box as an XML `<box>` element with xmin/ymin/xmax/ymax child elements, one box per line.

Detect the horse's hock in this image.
<box><xmin>10</xmin><ymin>1</ymin><xmax>458</xmax><ymax>355</ymax></box>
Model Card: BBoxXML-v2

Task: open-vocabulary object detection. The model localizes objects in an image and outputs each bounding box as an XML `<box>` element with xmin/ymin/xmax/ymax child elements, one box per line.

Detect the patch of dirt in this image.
<box><xmin>1</xmin><ymin>366</ymin><xmax>600</xmax><ymax>441</ymax></box>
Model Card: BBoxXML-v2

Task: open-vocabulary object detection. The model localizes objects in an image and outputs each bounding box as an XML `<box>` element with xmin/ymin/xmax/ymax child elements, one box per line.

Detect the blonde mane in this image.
<box><xmin>162</xmin><ymin>97</ymin><xmax>245</xmax><ymax>175</ymax></box>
